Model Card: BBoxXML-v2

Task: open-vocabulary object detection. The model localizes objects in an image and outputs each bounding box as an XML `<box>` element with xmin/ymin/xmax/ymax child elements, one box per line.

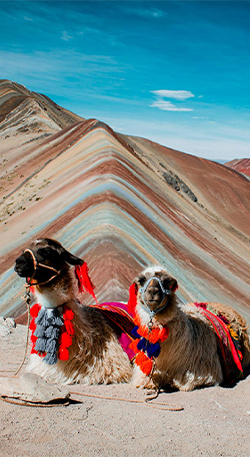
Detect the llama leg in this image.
<box><xmin>131</xmin><ymin>364</ymin><xmax>149</xmax><ymax>388</ymax></box>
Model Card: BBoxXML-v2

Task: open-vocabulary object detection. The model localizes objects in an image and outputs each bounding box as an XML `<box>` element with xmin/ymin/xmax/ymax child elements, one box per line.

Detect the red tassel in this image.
<box><xmin>60</xmin><ymin>332</ymin><xmax>72</xmax><ymax>348</ymax></box>
<box><xmin>129</xmin><ymin>338</ymin><xmax>140</xmax><ymax>354</ymax></box>
<box><xmin>31</xmin><ymin>344</ymin><xmax>38</xmax><ymax>354</ymax></box>
<box><xmin>63</xmin><ymin>308</ymin><xmax>74</xmax><ymax>321</ymax></box>
<box><xmin>58</xmin><ymin>347</ymin><xmax>69</xmax><ymax>361</ymax></box>
<box><xmin>29</xmin><ymin>317</ymin><xmax>36</xmax><ymax>332</ymax></box>
<box><xmin>135</xmin><ymin>352</ymin><xmax>148</xmax><ymax>365</ymax></box>
<box><xmin>75</xmin><ymin>263</ymin><xmax>98</xmax><ymax>304</ymax></box>
<box><xmin>64</xmin><ymin>320</ymin><xmax>75</xmax><ymax>336</ymax></box>
<box><xmin>30</xmin><ymin>333</ymin><xmax>38</xmax><ymax>344</ymax></box>
<box><xmin>127</xmin><ymin>283</ymin><xmax>138</xmax><ymax>317</ymax></box>
<box><xmin>140</xmin><ymin>359</ymin><xmax>153</xmax><ymax>376</ymax></box>
<box><xmin>30</xmin><ymin>303</ymin><xmax>41</xmax><ymax>318</ymax></box>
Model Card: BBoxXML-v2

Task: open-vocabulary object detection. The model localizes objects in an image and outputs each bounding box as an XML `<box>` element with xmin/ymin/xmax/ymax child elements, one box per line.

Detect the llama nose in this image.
<box><xmin>147</xmin><ymin>287</ymin><xmax>162</xmax><ymax>302</ymax></box>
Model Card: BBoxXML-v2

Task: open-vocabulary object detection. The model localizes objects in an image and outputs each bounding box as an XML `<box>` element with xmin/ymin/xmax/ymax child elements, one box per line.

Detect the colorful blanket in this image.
<box><xmin>90</xmin><ymin>302</ymin><xmax>136</xmax><ymax>360</ymax></box>
<box><xmin>194</xmin><ymin>302</ymin><xmax>243</xmax><ymax>384</ymax></box>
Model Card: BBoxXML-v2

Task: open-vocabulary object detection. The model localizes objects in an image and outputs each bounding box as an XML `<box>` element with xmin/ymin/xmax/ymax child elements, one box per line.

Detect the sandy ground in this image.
<box><xmin>0</xmin><ymin>323</ymin><xmax>249</xmax><ymax>457</ymax></box>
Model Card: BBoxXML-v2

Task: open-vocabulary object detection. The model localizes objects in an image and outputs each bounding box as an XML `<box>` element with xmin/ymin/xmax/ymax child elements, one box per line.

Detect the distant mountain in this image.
<box><xmin>212</xmin><ymin>159</ymin><xmax>229</xmax><ymax>164</ymax></box>
<box><xmin>0</xmin><ymin>79</ymin><xmax>83</xmax><ymax>134</ymax></box>
<box><xmin>0</xmin><ymin>80</ymin><xmax>250</xmax><ymax>324</ymax></box>
<box><xmin>225</xmin><ymin>158</ymin><xmax>250</xmax><ymax>177</ymax></box>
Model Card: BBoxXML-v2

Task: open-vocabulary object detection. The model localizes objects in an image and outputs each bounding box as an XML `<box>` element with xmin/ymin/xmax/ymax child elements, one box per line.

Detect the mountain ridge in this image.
<box><xmin>0</xmin><ymin>80</ymin><xmax>249</xmax><ymax>322</ymax></box>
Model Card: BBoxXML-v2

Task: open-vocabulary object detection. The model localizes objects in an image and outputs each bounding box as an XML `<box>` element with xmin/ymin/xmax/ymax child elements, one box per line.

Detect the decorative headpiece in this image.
<box><xmin>75</xmin><ymin>263</ymin><xmax>98</xmax><ymax>304</ymax></box>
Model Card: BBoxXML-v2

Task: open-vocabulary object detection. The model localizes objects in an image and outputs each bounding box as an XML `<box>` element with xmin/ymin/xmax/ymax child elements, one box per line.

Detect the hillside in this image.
<box><xmin>0</xmin><ymin>81</ymin><xmax>250</xmax><ymax>323</ymax></box>
<box><xmin>225</xmin><ymin>158</ymin><xmax>250</xmax><ymax>177</ymax></box>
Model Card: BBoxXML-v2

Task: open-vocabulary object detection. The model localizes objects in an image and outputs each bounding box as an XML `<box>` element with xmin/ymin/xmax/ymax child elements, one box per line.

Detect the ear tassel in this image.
<box><xmin>75</xmin><ymin>263</ymin><xmax>98</xmax><ymax>304</ymax></box>
<box><xmin>127</xmin><ymin>283</ymin><xmax>138</xmax><ymax>317</ymax></box>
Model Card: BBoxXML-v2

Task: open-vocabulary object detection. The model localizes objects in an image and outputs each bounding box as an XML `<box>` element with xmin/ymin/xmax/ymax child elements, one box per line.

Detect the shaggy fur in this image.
<box><xmin>132</xmin><ymin>266</ymin><xmax>250</xmax><ymax>391</ymax></box>
<box><xmin>15</xmin><ymin>238</ymin><xmax>132</xmax><ymax>385</ymax></box>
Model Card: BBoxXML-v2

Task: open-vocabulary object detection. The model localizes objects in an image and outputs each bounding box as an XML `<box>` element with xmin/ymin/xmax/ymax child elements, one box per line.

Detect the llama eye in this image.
<box><xmin>138</xmin><ymin>276</ymin><xmax>146</xmax><ymax>286</ymax></box>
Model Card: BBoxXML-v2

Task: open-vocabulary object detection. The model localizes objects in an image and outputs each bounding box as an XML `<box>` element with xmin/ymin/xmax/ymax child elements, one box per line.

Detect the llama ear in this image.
<box><xmin>134</xmin><ymin>274</ymin><xmax>146</xmax><ymax>287</ymax></box>
<box><xmin>162</xmin><ymin>274</ymin><xmax>178</xmax><ymax>293</ymax></box>
<box><xmin>170</xmin><ymin>278</ymin><xmax>178</xmax><ymax>292</ymax></box>
<box><xmin>62</xmin><ymin>250</ymin><xmax>84</xmax><ymax>266</ymax></box>
<box><xmin>47</xmin><ymin>240</ymin><xmax>84</xmax><ymax>266</ymax></box>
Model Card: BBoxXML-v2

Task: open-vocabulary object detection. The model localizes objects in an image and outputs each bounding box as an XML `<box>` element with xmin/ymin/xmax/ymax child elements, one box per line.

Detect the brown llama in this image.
<box><xmin>128</xmin><ymin>266</ymin><xmax>250</xmax><ymax>391</ymax></box>
<box><xmin>15</xmin><ymin>238</ymin><xmax>133</xmax><ymax>385</ymax></box>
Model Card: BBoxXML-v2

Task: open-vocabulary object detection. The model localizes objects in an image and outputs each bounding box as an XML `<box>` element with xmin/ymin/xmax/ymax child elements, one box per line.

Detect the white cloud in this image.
<box><xmin>151</xmin><ymin>100</ymin><xmax>193</xmax><ymax>112</ymax></box>
<box><xmin>151</xmin><ymin>90</ymin><xmax>195</xmax><ymax>101</ymax></box>
<box><xmin>122</xmin><ymin>7</ymin><xmax>166</xmax><ymax>19</ymax></box>
<box><xmin>150</xmin><ymin>90</ymin><xmax>194</xmax><ymax>112</ymax></box>
<box><xmin>61</xmin><ymin>31</ymin><xmax>73</xmax><ymax>41</ymax></box>
<box><xmin>24</xmin><ymin>16</ymin><xmax>33</xmax><ymax>22</ymax></box>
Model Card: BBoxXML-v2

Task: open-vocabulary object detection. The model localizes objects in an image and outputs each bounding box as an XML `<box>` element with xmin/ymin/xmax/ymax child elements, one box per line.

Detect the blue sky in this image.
<box><xmin>1</xmin><ymin>0</ymin><xmax>250</xmax><ymax>160</ymax></box>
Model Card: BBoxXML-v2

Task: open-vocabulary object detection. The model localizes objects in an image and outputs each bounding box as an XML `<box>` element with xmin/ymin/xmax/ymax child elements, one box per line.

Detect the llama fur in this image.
<box><xmin>132</xmin><ymin>266</ymin><xmax>250</xmax><ymax>391</ymax></box>
<box><xmin>15</xmin><ymin>238</ymin><xmax>132</xmax><ymax>385</ymax></box>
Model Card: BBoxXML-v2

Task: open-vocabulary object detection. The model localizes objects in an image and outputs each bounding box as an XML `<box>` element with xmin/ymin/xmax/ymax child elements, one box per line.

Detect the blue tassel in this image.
<box><xmin>44</xmin><ymin>353</ymin><xmax>58</xmax><ymax>365</ymax></box>
<box><xmin>132</xmin><ymin>325</ymin><xmax>140</xmax><ymax>338</ymax></box>
<box><xmin>35</xmin><ymin>338</ymin><xmax>47</xmax><ymax>353</ymax></box>
<box><xmin>147</xmin><ymin>342</ymin><xmax>161</xmax><ymax>358</ymax></box>
<box><xmin>45</xmin><ymin>326</ymin><xmax>60</xmax><ymax>339</ymax></box>
<box><xmin>137</xmin><ymin>338</ymin><xmax>147</xmax><ymax>351</ymax></box>
<box><xmin>35</xmin><ymin>308</ymin><xmax>48</xmax><ymax>326</ymax></box>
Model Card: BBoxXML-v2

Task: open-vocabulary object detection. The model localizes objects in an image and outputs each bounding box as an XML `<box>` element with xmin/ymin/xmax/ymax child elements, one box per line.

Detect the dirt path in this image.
<box><xmin>0</xmin><ymin>324</ymin><xmax>249</xmax><ymax>457</ymax></box>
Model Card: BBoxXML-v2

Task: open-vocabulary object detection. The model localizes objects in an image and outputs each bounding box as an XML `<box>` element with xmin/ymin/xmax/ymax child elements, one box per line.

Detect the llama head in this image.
<box><xmin>131</xmin><ymin>266</ymin><xmax>178</xmax><ymax>322</ymax></box>
<box><xmin>15</xmin><ymin>238</ymin><xmax>84</xmax><ymax>288</ymax></box>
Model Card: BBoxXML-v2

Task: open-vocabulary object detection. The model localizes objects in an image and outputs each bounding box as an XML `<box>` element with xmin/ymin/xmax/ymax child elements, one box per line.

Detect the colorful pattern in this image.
<box><xmin>90</xmin><ymin>302</ymin><xmax>136</xmax><ymax>360</ymax></box>
<box><xmin>29</xmin><ymin>304</ymin><xmax>74</xmax><ymax>364</ymax></box>
<box><xmin>194</xmin><ymin>302</ymin><xmax>243</xmax><ymax>383</ymax></box>
<box><xmin>129</xmin><ymin>314</ymin><xmax>169</xmax><ymax>376</ymax></box>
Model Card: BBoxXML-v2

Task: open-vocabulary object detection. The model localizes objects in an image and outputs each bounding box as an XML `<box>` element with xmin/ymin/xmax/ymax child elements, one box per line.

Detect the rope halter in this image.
<box><xmin>24</xmin><ymin>248</ymin><xmax>61</xmax><ymax>286</ymax></box>
<box><xmin>139</xmin><ymin>276</ymin><xmax>172</xmax><ymax>320</ymax></box>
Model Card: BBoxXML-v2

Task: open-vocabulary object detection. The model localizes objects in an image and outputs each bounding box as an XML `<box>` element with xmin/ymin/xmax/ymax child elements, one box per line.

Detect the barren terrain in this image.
<box><xmin>0</xmin><ymin>322</ymin><xmax>249</xmax><ymax>457</ymax></box>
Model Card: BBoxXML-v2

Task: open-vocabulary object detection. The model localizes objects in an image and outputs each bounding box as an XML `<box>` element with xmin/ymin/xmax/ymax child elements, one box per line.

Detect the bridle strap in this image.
<box><xmin>139</xmin><ymin>276</ymin><xmax>171</xmax><ymax>319</ymax></box>
<box><xmin>24</xmin><ymin>248</ymin><xmax>61</xmax><ymax>286</ymax></box>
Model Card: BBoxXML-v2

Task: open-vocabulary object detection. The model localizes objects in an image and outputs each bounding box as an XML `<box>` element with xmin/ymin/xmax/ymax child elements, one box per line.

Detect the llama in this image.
<box><xmin>128</xmin><ymin>266</ymin><xmax>250</xmax><ymax>391</ymax></box>
<box><xmin>14</xmin><ymin>238</ymin><xmax>133</xmax><ymax>385</ymax></box>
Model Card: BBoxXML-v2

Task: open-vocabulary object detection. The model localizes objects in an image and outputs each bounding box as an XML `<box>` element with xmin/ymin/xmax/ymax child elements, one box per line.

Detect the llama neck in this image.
<box><xmin>34</xmin><ymin>289</ymin><xmax>66</xmax><ymax>309</ymax></box>
<box><xmin>34</xmin><ymin>269</ymin><xmax>76</xmax><ymax>310</ymax></box>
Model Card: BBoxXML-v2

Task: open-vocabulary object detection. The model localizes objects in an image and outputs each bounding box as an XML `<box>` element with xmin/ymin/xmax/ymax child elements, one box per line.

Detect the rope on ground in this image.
<box><xmin>14</xmin><ymin>286</ymin><xmax>31</xmax><ymax>377</ymax></box>
<box><xmin>69</xmin><ymin>390</ymin><xmax>184</xmax><ymax>411</ymax></box>
<box><xmin>0</xmin><ymin>396</ymin><xmax>70</xmax><ymax>407</ymax></box>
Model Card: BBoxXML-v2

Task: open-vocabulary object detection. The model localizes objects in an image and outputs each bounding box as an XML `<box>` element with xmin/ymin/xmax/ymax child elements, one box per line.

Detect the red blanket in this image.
<box><xmin>194</xmin><ymin>302</ymin><xmax>243</xmax><ymax>384</ymax></box>
<box><xmin>90</xmin><ymin>302</ymin><xmax>135</xmax><ymax>360</ymax></box>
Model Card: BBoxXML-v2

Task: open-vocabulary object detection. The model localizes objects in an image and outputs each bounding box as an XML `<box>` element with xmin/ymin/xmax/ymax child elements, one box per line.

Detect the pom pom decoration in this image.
<box><xmin>30</xmin><ymin>303</ymin><xmax>41</xmax><ymax>318</ymax></box>
<box><xmin>58</xmin><ymin>347</ymin><xmax>69</xmax><ymax>361</ymax></box>
<box><xmin>129</xmin><ymin>338</ymin><xmax>140</xmax><ymax>354</ymax></box>
<box><xmin>147</xmin><ymin>342</ymin><xmax>161</xmax><ymax>358</ymax></box>
<box><xmin>29</xmin><ymin>304</ymin><xmax>74</xmax><ymax>364</ymax></box>
<box><xmin>60</xmin><ymin>332</ymin><xmax>72</xmax><ymax>348</ymax></box>
<box><xmin>140</xmin><ymin>359</ymin><xmax>154</xmax><ymax>376</ymax></box>
<box><xmin>63</xmin><ymin>308</ymin><xmax>74</xmax><ymax>321</ymax></box>
<box><xmin>129</xmin><ymin>311</ymin><xmax>169</xmax><ymax>376</ymax></box>
<box><xmin>64</xmin><ymin>319</ymin><xmax>75</xmax><ymax>336</ymax></box>
<box><xmin>135</xmin><ymin>351</ymin><xmax>148</xmax><ymax>365</ymax></box>
<box><xmin>57</xmin><ymin>305</ymin><xmax>75</xmax><ymax>362</ymax></box>
<box><xmin>75</xmin><ymin>263</ymin><xmax>98</xmax><ymax>304</ymax></box>
<box><xmin>29</xmin><ymin>317</ymin><xmax>36</xmax><ymax>332</ymax></box>
<box><xmin>31</xmin><ymin>344</ymin><xmax>38</xmax><ymax>355</ymax></box>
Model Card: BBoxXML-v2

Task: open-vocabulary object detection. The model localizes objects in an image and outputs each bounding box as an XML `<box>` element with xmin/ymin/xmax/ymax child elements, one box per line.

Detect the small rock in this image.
<box><xmin>0</xmin><ymin>372</ymin><xmax>70</xmax><ymax>403</ymax></box>
<box><xmin>5</xmin><ymin>318</ymin><xmax>16</xmax><ymax>329</ymax></box>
